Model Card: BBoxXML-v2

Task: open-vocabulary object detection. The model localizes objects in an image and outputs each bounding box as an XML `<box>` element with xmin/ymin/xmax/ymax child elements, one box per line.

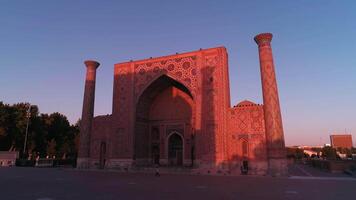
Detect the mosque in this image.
<box><xmin>77</xmin><ymin>33</ymin><xmax>287</xmax><ymax>176</ymax></box>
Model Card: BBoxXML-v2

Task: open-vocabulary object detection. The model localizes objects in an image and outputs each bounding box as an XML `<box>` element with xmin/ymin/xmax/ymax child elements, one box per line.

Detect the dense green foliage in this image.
<box><xmin>0</xmin><ymin>102</ymin><xmax>79</xmax><ymax>158</ymax></box>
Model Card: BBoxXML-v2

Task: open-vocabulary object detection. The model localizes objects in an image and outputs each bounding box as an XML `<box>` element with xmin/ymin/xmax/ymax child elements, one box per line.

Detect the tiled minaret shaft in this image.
<box><xmin>254</xmin><ymin>33</ymin><xmax>287</xmax><ymax>176</ymax></box>
<box><xmin>77</xmin><ymin>60</ymin><xmax>100</xmax><ymax>168</ymax></box>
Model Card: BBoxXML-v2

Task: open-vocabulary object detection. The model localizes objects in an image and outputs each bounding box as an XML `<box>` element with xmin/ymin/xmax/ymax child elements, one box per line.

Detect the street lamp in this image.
<box><xmin>23</xmin><ymin>103</ymin><xmax>31</xmax><ymax>157</ymax></box>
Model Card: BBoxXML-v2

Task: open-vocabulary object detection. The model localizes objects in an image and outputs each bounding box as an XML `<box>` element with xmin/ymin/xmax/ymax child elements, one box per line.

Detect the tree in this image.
<box><xmin>47</xmin><ymin>113</ymin><xmax>71</xmax><ymax>157</ymax></box>
<box><xmin>295</xmin><ymin>148</ymin><xmax>305</xmax><ymax>159</ymax></box>
<box><xmin>352</xmin><ymin>147</ymin><xmax>356</xmax><ymax>154</ymax></box>
<box><xmin>0</xmin><ymin>102</ymin><xmax>30</xmax><ymax>152</ymax></box>
<box><xmin>30</xmin><ymin>114</ymin><xmax>49</xmax><ymax>157</ymax></box>
<box><xmin>286</xmin><ymin>147</ymin><xmax>306</xmax><ymax>160</ymax></box>
<box><xmin>321</xmin><ymin>146</ymin><xmax>337</xmax><ymax>160</ymax></box>
<box><xmin>311</xmin><ymin>147</ymin><xmax>322</xmax><ymax>156</ymax></box>
<box><xmin>47</xmin><ymin>139</ymin><xmax>56</xmax><ymax>157</ymax></box>
<box><xmin>0</xmin><ymin>102</ymin><xmax>11</xmax><ymax>150</ymax></box>
<box><xmin>0</xmin><ymin>102</ymin><xmax>80</xmax><ymax>159</ymax></box>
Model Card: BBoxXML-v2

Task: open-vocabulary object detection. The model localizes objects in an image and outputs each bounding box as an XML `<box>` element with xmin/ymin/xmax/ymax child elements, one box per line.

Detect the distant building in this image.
<box><xmin>0</xmin><ymin>151</ymin><xmax>19</xmax><ymax>167</ymax></box>
<box><xmin>330</xmin><ymin>134</ymin><xmax>353</xmax><ymax>149</ymax></box>
<box><xmin>287</xmin><ymin>146</ymin><xmax>322</xmax><ymax>157</ymax></box>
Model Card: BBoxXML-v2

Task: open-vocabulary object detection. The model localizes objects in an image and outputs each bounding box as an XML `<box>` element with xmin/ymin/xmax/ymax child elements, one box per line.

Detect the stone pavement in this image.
<box><xmin>0</xmin><ymin>166</ymin><xmax>355</xmax><ymax>200</ymax></box>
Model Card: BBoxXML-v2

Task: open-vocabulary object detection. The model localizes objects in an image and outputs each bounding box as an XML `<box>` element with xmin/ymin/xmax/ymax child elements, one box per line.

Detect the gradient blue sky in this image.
<box><xmin>1</xmin><ymin>0</ymin><xmax>355</xmax><ymax>146</ymax></box>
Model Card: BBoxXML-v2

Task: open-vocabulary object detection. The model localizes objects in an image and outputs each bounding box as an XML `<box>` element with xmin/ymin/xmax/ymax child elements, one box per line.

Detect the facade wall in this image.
<box><xmin>89</xmin><ymin>115</ymin><xmax>112</xmax><ymax>167</ymax></box>
<box><xmin>108</xmin><ymin>47</ymin><xmax>231</xmax><ymax>169</ymax></box>
<box><xmin>227</xmin><ymin>102</ymin><xmax>268</xmax><ymax>175</ymax></box>
<box><xmin>84</xmin><ymin>46</ymin><xmax>279</xmax><ymax>175</ymax></box>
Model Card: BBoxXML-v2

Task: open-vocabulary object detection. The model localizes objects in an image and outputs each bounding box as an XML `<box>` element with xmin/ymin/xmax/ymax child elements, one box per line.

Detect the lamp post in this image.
<box><xmin>23</xmin><ymin>104</ymin><xmax>31</xmax><ymax>157</ymax></box>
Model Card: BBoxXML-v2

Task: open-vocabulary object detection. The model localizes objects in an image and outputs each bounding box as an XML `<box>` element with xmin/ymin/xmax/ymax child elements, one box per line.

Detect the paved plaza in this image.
<box><xmin>0</xmin><ymin>165</ymin><xmax>355</xmax><ymax>200</ymax></box>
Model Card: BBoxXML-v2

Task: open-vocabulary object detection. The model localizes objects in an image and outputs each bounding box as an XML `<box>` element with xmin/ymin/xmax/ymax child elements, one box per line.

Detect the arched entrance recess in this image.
<box><xmin>168</xmin><ymin>132</ymin><xmax>183</xmax><ymax>166</ymax></box>
<box><xmin>134</xmin><ymin>75</ymin><xmax>194</xmax><ymax>166</ymax></box>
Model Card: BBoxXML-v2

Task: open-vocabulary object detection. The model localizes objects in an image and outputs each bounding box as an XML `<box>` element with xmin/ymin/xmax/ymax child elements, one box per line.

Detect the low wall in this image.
<box><xmin>308</xmin><ymin>159</ymin><xmax>356</xmax><ymax>173</ymax></box>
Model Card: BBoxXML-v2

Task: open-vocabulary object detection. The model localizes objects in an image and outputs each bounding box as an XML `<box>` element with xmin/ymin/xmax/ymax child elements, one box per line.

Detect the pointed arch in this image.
<box><xmin>136</xmin><ymin>74</ymin><xmax>193</xmax><ymax>104</ymax></box>
<box><xmin>134</xmin><ymin>74</ymin><xmax>194</xmax><ymax>166</ymax></box>
<box><xmin>167</xmin><ymin>131</ymin><xmax>184</xmax><ymax>166</ymax></box>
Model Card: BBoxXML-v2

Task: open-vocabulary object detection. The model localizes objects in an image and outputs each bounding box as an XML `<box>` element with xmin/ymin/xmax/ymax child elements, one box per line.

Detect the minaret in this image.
<box><xmin>77</xmin><ymin>60</ymin><xmax>100</xmax><ymax>168</ymax></box>
<box><xmin>254</xmin><ymin>33</ymin><xmax>287</xmax><ymax>176</ymax></box>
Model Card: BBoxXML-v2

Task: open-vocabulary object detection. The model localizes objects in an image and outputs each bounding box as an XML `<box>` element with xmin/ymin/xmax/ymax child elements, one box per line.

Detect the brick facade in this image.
<box><xmin>77</xmin><ymin>33</ymin><xmax>287</xmax><ymax>176</ymax></box>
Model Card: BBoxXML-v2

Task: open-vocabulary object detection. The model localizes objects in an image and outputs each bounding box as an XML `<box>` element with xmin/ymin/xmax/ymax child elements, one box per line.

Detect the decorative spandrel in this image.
<box><xmin>133</xmin><ymin>56</ymin><xmax>198</xmax><ymax>100</ymax></box>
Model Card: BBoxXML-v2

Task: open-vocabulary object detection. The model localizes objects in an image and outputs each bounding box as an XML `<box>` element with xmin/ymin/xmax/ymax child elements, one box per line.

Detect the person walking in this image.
<box><xmin>155</xmin><ymin>164</ymin><xmax>160</xmax><ymax>177</ymax></box>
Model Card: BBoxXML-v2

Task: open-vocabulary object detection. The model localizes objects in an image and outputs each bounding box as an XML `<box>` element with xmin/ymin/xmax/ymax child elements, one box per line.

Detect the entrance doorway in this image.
<box><xmin>151</xmin><ymin>144</ymin><xmax>160</xmax><ymax>165</ymax></box>
<box><xmin>168</xmin><ymin>133</ymin><xmax>183</xmax><ymax>166</ymax></box>
<box><xmin>99</xmin><ymin>142</ymin><xmax>106</xmax><ymax>169</ymax></box>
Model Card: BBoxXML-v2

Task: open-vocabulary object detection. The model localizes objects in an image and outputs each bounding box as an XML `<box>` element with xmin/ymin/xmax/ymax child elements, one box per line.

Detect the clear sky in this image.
<box><xmin>1</xmin><ymin>0</ymin><xmax>355</xmax><ymax>146</ymax></box>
